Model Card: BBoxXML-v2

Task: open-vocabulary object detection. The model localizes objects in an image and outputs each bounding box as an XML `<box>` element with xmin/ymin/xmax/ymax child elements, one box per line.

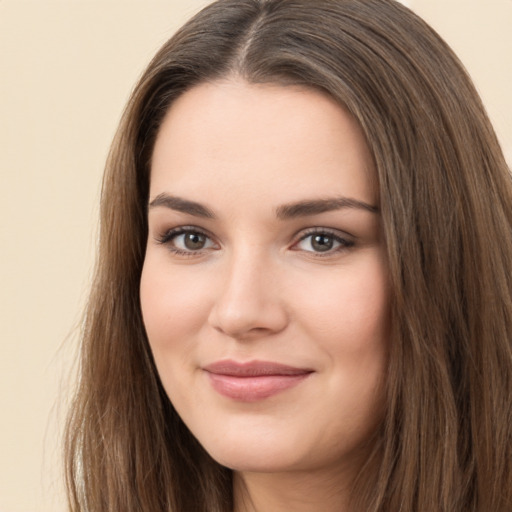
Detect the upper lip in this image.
<box><xmin>203</xmin><ymin>359</ymin><xmax>313</xmax><ymax>377</ymax></box>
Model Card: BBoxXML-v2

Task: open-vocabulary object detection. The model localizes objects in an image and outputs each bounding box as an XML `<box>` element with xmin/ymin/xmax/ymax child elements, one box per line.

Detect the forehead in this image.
<box><xmin>150</xmin><ymin>79</ymin><xmax>376</xmax><ymax>208</ymax></box>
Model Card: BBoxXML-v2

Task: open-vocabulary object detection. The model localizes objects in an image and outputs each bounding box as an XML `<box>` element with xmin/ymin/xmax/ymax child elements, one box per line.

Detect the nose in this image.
<box><xmin>207</xmin><ymin>250</ymin><xmax>289</xmax><ymax>340</ymax></box>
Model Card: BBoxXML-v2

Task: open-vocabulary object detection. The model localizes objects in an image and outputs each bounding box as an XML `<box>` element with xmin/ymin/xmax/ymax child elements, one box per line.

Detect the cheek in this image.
<box><xmin>139</xmin><ymin>257</ymin><xmax>211</xmax><ymax>360</ymax></box>
<box><xmin>296</xmin><ymin>255</ymin><xmax>390</xmax><ymax>350</ymax></box>
<box><xmin>295</xmin><ymin>254</ymin><xmax>390</xmax><ymax>427</ymax></box>
<box><xmin>311</xmin><ymin>262</ymin><xmax>390</xmax><ymax>446</ymax></box>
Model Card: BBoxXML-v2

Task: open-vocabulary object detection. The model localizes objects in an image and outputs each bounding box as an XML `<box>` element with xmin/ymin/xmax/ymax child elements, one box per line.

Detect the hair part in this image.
<box><xmin>65</xmin><ymin>1</ymin><xmax>512</xmax><ymax>510</ymax></box>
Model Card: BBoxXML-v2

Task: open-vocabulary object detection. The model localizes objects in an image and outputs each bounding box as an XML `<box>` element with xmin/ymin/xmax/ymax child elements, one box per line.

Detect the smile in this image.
<box><xmin>203</xmin><ymin>360</ymin><xmax>313</xmax><ymax>402</ymax></box>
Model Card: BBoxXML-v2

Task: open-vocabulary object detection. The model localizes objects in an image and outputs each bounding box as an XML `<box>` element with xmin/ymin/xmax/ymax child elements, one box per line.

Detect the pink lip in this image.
<box><xmin>203</xmin><ymin>360</ymin><xmax>313</xmax><ymax>402</ymax></box>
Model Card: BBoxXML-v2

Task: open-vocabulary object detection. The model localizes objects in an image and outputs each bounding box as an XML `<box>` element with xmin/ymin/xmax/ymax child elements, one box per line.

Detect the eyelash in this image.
<box><xmin>156</xmin><ymin>226</ymin><xmax>216</xmax><ymax>257</ymax></box>
<box><xmin>155</xmin><ymin>226</ymin><xmax>355</xmax><ymax>257</ymax></box>
<box><xmin>293</xmin><ymin>228</ymin><xmax>355</xmax><ymax>256</ymax></box>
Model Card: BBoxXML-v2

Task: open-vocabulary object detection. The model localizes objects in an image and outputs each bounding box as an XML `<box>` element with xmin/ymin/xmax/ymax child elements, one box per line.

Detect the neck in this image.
<box><xmin>233</xmin><ymin>467</ymin><xmax>355</xmax><ymax>512</ymax></box>
<box><xmin>232</xmin><ymin>432</ymin><xmax>383</xmax><ymax>512</ymax></box>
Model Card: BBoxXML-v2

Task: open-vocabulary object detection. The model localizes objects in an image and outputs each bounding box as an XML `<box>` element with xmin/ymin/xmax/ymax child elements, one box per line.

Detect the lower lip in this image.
<box><xmin>206</xmin><ymin>372</ymin><xmax>311</xmax><ymax>402</ymax></box>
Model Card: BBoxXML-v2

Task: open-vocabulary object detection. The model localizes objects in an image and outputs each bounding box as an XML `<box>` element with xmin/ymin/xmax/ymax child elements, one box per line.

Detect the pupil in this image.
<box><xmin>184</xmin><ymin>233</ymin><xmax>205</xmax><ymax>250</ymax></box>
<box><xmin>312</xmin><ymin>234</ymin><xmax>333</xmax><ymax>252</ymax></box>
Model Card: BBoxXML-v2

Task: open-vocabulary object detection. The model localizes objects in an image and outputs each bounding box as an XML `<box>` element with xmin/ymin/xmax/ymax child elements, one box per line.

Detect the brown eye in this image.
<box><xmin>294</xmin><ymin>230</ymin><xmax>354</xmax><ymax>255</ymax></box>
<box><xmin>158</xmin><ymin>228</ymin><xmax>217</xmax><ymax>254</ymax></box>
<box><xmin>311</xmin><ymin>234</ymin><xmax>334</xmax><ymax>252</ymax></box>
<box><xmin>184</xmin><ymin>232</ymin><xmax>207</xmax><ymax>250</ymax></box>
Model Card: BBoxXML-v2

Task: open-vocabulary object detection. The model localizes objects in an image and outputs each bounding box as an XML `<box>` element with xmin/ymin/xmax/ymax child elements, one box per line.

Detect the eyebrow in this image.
<box><xmin>148</xmin><ymin>193</ymin><xmax>378</xmax><ymax>219</ymax></box>
<box><xmin>148</xmin><ymin>193</ymin><xmax>216</xmax><ymax>218</ymax></box>
<box><xmin>275</xmin><ymin>197</ymin><xmax>378</xmax><ymax>219</ymax></box>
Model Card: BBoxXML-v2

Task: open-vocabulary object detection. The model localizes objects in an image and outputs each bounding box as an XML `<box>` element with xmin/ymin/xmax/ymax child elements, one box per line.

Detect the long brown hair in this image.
<box><xmin>65</xmin><ymin>0</ymin><xmax>512</xmax><ymax>510</ymax></box>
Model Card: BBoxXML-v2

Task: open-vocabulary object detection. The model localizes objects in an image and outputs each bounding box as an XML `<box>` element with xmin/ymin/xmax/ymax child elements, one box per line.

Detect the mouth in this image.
<box><xmin>203</xmin><ymin>360</ymin><xmax>313</xmax><ymax>402</ymax></box>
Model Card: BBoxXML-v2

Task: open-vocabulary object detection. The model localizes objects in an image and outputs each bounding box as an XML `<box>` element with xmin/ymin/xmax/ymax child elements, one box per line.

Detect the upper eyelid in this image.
<box><xmin>294</xmin><ymin>226</ymin><xmax>355</xmax><ymax>242</ymax></box>
<box><xmin>156</xmin><ymin>225</ymin><xmax>214</xmax><ymax>240</ymax></box>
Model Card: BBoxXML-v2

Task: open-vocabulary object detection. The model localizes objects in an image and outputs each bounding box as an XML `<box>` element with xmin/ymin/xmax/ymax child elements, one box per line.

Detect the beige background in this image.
<box><xmin>1</xmin><ymin>1</ymin><xmax>510</xmax><ymax>511</ymax></box>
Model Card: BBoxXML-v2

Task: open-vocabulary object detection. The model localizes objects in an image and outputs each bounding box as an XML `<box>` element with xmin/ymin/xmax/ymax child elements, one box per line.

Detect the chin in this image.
<box><xmin>191</xmin><ymin>425</ymin><xmax>306</xmax><ymax>473</ymax></box>
<box><xmin>209</xmin><ymin>445</ymin><xmax>303</xmax><ymax>473</ymax></box>
<box><xmin>188</xmin><ymin>410</ymin><xmax>384</xmax><ymax>478</ymax></box>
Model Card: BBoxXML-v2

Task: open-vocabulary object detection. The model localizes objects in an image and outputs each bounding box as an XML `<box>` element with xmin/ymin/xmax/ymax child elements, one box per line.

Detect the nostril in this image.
<box><xmin>208</xmin><ymin>297</ymin><xmax>288</xmax><ymax>340</ymax></box>
<box><xmin>206</xmin><ymin>258</ymin><xmax>289</xmax><ymax>338</ymax></box>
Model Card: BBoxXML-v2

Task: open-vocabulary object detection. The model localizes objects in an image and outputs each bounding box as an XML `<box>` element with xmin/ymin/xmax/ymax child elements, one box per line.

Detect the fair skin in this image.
<box><xmin>140</xmin><ymin>79</ymin><xmax>390</xmax><ymax>512</ymax></box>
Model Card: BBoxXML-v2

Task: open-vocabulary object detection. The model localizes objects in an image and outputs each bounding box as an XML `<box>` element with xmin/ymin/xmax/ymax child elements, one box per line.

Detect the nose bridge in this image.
<box><xmin>225</xmin><ymin>244</ymin><xmax>265</xmax><ymax>294</ymax></box>
<box><xmin>208</xmin><ymin>243</ymin><xmax>287</xmax><ymax>338</ymax></box>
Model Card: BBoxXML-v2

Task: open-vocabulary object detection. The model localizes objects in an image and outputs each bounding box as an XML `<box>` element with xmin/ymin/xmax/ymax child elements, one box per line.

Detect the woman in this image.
<box><xmin>65</xmin><ymin>0</ymin><xmax>512</xmax><ymax>510</ymax></box>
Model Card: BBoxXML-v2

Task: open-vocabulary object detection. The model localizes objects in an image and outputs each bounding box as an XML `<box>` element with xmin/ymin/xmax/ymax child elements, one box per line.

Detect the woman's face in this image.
<box><xmin>140</xmin><ymin>80</ymin><xmax>390</xmax><ymax>477</ymax></box>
